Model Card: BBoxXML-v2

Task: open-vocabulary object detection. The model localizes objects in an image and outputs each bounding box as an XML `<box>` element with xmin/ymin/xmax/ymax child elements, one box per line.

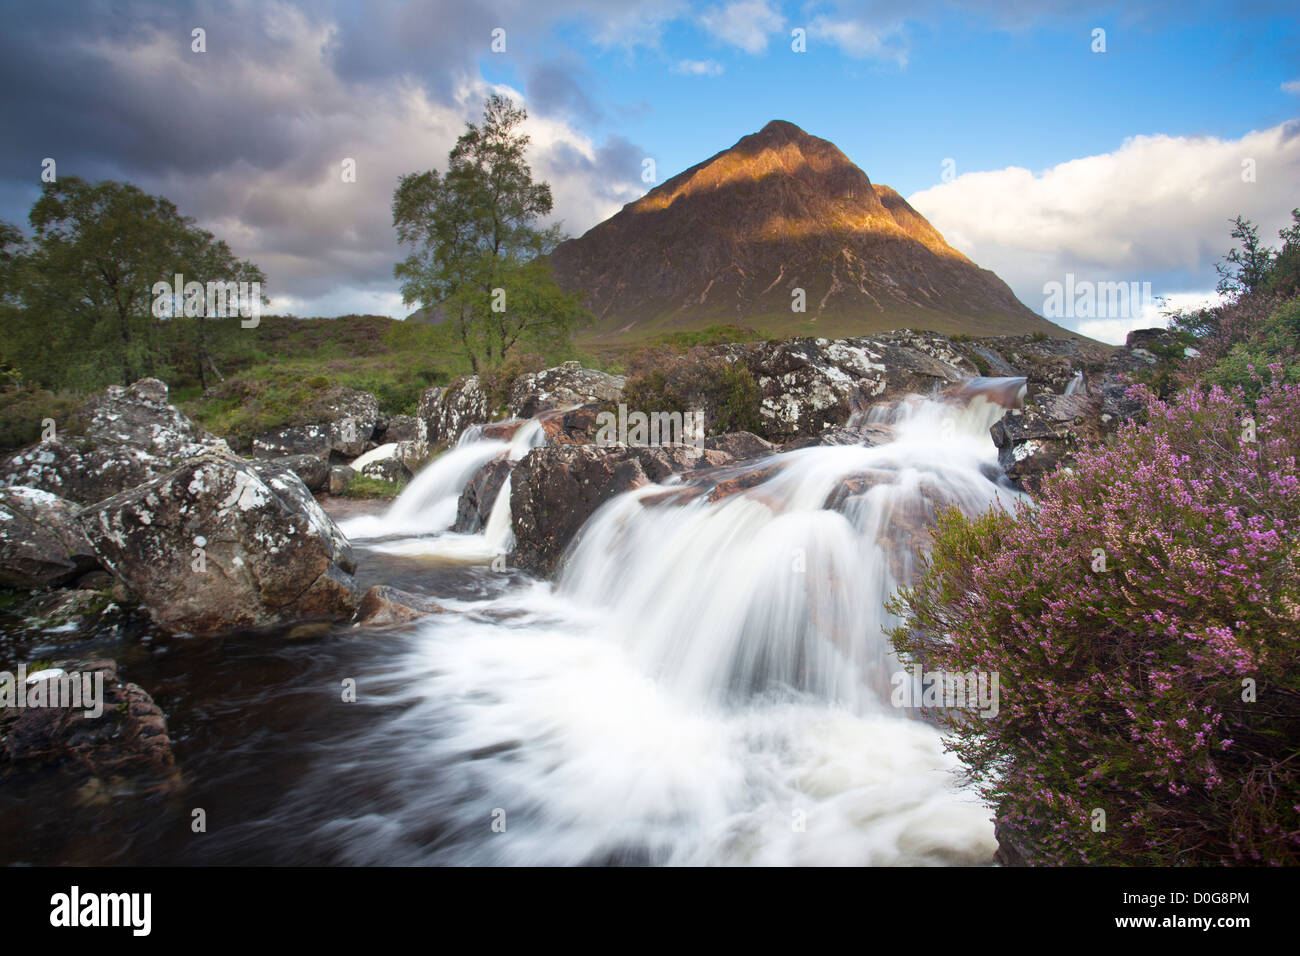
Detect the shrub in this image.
<box><xmin>0</xmin><ymin>383</ymin><xmax>79</xmax><ymax>450</ymax></box>
<box><xmin>888</xmin><ymin>373</ymin><xmax>1300</xmax><ymax>865</ymax></box>
<box><xmin>480</xmin><ymin>351</ymin><xmax>545</xmax><ymax>415</ymax></box>
<box><xmin>621</xmin><ymin>346</ymin><xmax>763</xmax><ymax>437</ymax></box>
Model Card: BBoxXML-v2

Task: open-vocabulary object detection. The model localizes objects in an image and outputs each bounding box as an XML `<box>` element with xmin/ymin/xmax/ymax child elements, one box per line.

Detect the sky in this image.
<box><xmin>1</xmin><ymin>0</ymin><xmax>1297</xmax><ymax>343</ymax></box>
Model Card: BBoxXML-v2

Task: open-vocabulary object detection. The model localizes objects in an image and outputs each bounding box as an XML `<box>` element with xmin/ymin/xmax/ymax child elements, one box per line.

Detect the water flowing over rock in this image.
<box><xmin>508</xmin><ymin>362</ymin><xmax>626</xmax><ymax>418</ymax></box>
<box><xmin>453</xmin><ymin>457</ymin><xmax>515</xmax><ymax>534</ymax></box>
<box><xmin>0</xmin><ymin>486</ymin><xmax>99</xmax><ymax>588</ymax></box>
<box><xmin>78</xmin><ymin>453</ymin><xmax>359</xmax><ymax>635</ymax></box>
<box><xmin>509</xmin><ymin>443</ymin><xmax>736</xmax><ymax>576</ymax></box>
<box><xmin>0</xmin><ymin>378</ymin><xmax>228</xmax><ymax>504</ymax></box>
<box><xmin>418</xmin><ymin>376</ymin><xmax>490</xmax><ymax>447</ymax></box>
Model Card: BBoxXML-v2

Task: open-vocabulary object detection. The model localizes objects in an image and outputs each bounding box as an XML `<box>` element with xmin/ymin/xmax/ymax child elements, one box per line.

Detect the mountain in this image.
<box><xmin>551</xmin><ymin>120</ymin><xmax>1071</xmax><ymax>341</ymax></box>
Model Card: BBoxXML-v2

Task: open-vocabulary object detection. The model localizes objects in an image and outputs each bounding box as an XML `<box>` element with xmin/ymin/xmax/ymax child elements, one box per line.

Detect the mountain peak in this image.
<box><xmin>551</xmin><ymin>123</ymin><xmax>1061</xmax><ymax>340</ymax></box>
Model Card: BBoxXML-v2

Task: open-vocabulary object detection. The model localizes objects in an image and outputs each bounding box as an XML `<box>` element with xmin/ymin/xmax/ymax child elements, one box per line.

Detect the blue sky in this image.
<box><xmin>1</xmin><ymin>0</ymin><xmax>1297</xmax><ymax>341</ymax></box>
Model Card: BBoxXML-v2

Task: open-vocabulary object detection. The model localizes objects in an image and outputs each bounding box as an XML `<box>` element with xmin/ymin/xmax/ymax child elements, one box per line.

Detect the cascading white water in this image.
<box><xmin>340</xmin><ymin>419</ymin><xmax>543</xmax><ymax>540</ymax></box>
<box><xmin>312</xmin><ymin>378</ymin><xmax>1026</xmax><ymax>865</ymax></box>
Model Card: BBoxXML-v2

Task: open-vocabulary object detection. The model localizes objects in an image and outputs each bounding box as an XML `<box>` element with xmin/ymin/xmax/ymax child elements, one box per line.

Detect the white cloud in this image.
<box><xmin>699</xmin><ymin>0</ymin><xmax>785</xmax><ymax>54</ymax></box>
<box><xmin>1283</xmin><ymin>79</ymin><xmax>1300</xmax><ymax>95</ymax></box>
<box><xmin>672</xmin><ymin>58</ymin><xmax>725</xmax><ymax>76</ymax></box>
<box><xmin>1075</xmin><ymin>291</ymin><xmax>1226</xmax><ymax>344</ymax></box>
<box><xmin>907</xmin><ymin>122</ymin><xmax>1300</xmax><ymax>336</ymax></box>
<box><xmin>807</xmin><ymin>15</ymin><xmax>908</xmax><ymax>64</ymax></box>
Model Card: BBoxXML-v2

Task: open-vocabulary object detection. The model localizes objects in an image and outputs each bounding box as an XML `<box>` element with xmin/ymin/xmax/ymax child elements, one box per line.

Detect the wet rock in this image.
<box><xmin>704</xmin><ymin>431</ymin><xmax>776</xmax><ymax>460</ymax></box>
<box><xmin>508</xmin><ymin>362</ymin><xmax>626</xmax><ymax>418</ymax></box>
<box><xmin>355</xmin><ymin>585</ymin><xmax>446</xmax><ymax>628</ymax></box>
<box><xmin>360</xmin><ymin>457</ymin><xmax>409</xmax><ymax>484</ymax></box>
<box><xmin>253</xmin><ymin>454</ymin><xmax>330</xmax><ymax>493</ymax></box>
<box><xmin>0</xmin><ymin>379</ymin><xmax>227</xmax><ymax>504</ymax></box>
<box><xmin>78</xmin><ymin>452</ymin><xmax>359</xmax><ymax>635</ymax></box>
<box><xmin>418</xmin><ymin>376</ymin><xmax>490</xmax><ymax>447</ymax></box>
<box><xmin>782</xmin><ymin>422</ymin><xmax>895</xmax><ymax>450</ymax></box>
<box><xmin>990</xmin><ymin>393</ymin><xmax>1104</xmax><ymax>493</ymax></box>
<box><xmin>0</xmin><ymin>486</ymin><xmax>99</xmax><ymax>588</ymax></box>
<box><xmin>453</xmin><ymin>457</ymin><xmax>514</xmax><ymax>534</ymax></box>
<box><xmin>537</xmin><ymin>404</ymin><xmax>603</xmax><ymax>446</ymax></box>
<box><xmin>327</xmin><ymin>465</ymin><xmax>355</xmax><ymax>496</ymax></box>
<box><xmin>510</xmin><ymin>443</ymin><xmax>733</xmax><ymax>576</ymax></box>
<box><xmin>0</xmin><ymin>659</ymin><xmax>177</xmax><ymax>788</ymax></box>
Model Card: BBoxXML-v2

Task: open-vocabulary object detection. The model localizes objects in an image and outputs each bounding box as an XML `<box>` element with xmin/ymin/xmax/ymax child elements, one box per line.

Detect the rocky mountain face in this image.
<box><xmin>551</xmin><ymin>120</ymin><xmax>1066</xmax><ymax>339</ymax></box>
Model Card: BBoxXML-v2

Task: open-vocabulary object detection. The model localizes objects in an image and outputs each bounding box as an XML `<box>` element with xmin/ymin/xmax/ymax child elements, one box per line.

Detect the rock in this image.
<box><xmin>453</xmin><ymin>457</ymin><xmax>515</xmax><ymax>533</ymax></box>
<box><xmin>0</xmin><ymin>379</ymin><xmax>227</xmax><ymax>504</ymax></box>
<box><xmin>990</xmin><ymin>393</ymin><xmax>1104</xmax><ymax>493</ymax></box>
<box><xmin>253</xmin><ymin>454</ymin><xmax>330</xmax><ymax>493</ymax></box>
<box><xmin>251</xmin><ymin>387</ymin><xmax>379</xmax><ymax>460</ymax></box>
<box><xmin>993</xmin><ymin>818</ymin><xmax>1030</xmax><ymax>867</ymax></box>
<box><xmin>704</xmin><ymin>431</ymin><xmax>776</xmax><ymax>460</ymax></box>
<box><xmin>781</xmin><ymin>422</ymin><xmax>895</xmax><ymax>451</ymax></box>
<box><xmin>418</xmin><ymin>376</ymin><xmax>490</xmax><ymax>447</ymax></box>
<box><xmin>377</xmin><ymin>414</ymin><xmax>419</xmax><ymax>443</ymax></box>
<box><xmin>11</xmin><ymin>587</ymin><xmax>140</xmax><ymax>639</ymax></box>
<box><xmin>327</xmin><ymin>465</ymin><xmax>355</xmax><ymax>496</ymax></box>
<box><xmin>360</xmin><ymin>457</ymin><xmax>409</xmax><ymax>484</ymax></box>
<box><xmin>355</xmin><ymin>585</ymin><xmax>446</xmax><ymax>628</ymax></box>
<box><xmin>78</xmin><ymin>452</ymin><xmax>359</xmax><ymax>635</ymax></box>
<box><xmin>508</xmin><ymin>362</ymin><xmax>626</xmax><ymax>418</ymax></box>
<box><xmin>0</xmin><ymin>486</ymin><xmax>99</xmax><ymax>588</ymax></box>
<box><xmin>394</xmin><ymin>439</ymin><xmax>432</xmax><ymax>474</ymax></box>
<box><xmin>537</xmin><ymin>404</ymin><xmax>603</xmax><ymax>446</ymax></box>
<box><xmin>510</xmin><ymin>443</ymin><xmax>733</xmax><ymax>576</ymax></box>
<box><xmin>0</xmin><ymin>659</ymin><xmax>177</xmax><ymax>787</ymax></box>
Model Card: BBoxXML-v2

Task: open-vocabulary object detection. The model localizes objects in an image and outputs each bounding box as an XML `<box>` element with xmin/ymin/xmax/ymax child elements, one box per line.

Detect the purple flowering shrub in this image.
<box><xmin>888</xmin><ymin>374</ymin><xmax>1300</xmax><ymax>865</ymax></box>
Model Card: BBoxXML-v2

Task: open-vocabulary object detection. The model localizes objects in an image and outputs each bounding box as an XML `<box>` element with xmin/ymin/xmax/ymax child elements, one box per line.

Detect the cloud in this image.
<box><xmin>806</xmin><ymin>15</ymin><xmax>909</xmax><ymax>64</ymax></box>
<box><xmin>1074</xmin><ymin>291</ymin><xmax>1226</xmax><ymax>344</ymax></box>
<box><xmin>672</xmin><ymin>58</ymin><xmax>725</xmax><ymax>76</ymax></box>
<box><xmin>0</xmin><ymin>1</ymin><xmax>647</xmax><ymax>318</ymax></box>
<box><xmin>907</xmin><ymin>122</ymin><xmax>1300</xmax><ymax>338</ymax></box>
<box><xmin>1283</xmin><ymin>79</ymin><xmax>1300</xmax><ymax>95</ymax></box>
<box><xmin>699</xmin><ymin>0</ymin><xmax>785</xmax><ymax>54</ymax></box>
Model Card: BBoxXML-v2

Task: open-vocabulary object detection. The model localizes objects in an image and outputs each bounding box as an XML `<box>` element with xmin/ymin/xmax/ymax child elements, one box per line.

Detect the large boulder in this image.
<box><xmin>0</xmin><ymin>658</ymin><xmax>176</xmax><ymax>787</ymax></box>
<box><xmin>510</xmin><ymin>444</ymin><xmax>733</xmax><ymax>576</ymax></box>
<box><xmin>990</xmin><ymin>392</ymin><xmax>1104</xmax><ymax>493</ymax></box>
<box><xmin>508</xmin><ymin>362</ymin><xmax>626</xmax><ymax>418</ymax></box>
<box><xmin>418</xmin><ymin>376</ymin><xmax>490</xmax><ymax>447</ymax></box>
<box><xmin>376</xmin><ymin>413</ymin><xmax>419</xmax><ymax>444</ymax></box>
<box><xmin>78</xmin><ymin>453</ymin><xmax>359</xmax><ymax>635</ymax></box>
<box><xmin>736</xmin><ymin>333</ymin><xmax>978</xmax><ymax>441</ymax></box>
<box><xmin>0</xmin><ymin>486</ymin><xmax>99</xmax><ymax>588</ymax></box>
<box><xmin>251</xmin><ymin>387</ymin><xmax>379</xmax><ymax>460</ymax></box>
<box><xmin>0</xmin><ymin>378</ymin><xmax>227</xmax><ymax>504</ymax></box>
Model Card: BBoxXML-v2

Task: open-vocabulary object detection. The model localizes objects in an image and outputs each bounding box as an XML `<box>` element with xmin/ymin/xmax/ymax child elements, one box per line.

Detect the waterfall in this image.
<box><xmin>300</xmin><ymin>378</ymin><xmax>1025</xmax><ymax>865</ymax></box>
<box><xmin>340</xmin><ymin>419</ymin><xmax>543</xmax><ymax>541</ymax></box>
<box><xmin>558</xmin><ymin>378</ymin><xmax>1023</xmax><ymax>711</ymax></box>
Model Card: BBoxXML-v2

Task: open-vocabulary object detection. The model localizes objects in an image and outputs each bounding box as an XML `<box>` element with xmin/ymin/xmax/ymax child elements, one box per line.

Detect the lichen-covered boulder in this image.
<box><xmin>250</xmin><ymin>387</ymin><xmax>379</xmax><ymax>461</ymax></box>
<box><xmin>0</xmin><ymin>378</ymin><xmax>227</xmax><ymax>504</ymax></box>
<box><xmin>508</xmin><ymin>362</ymin><xmax>626</xmax><ymax>418</ymax></box>
<box><xmin>78</xmin><ymin>453</ymin><xmax>359</xmax><ymax>635</ymax></box>
<box><xmin>0</xmin><ymin>486</ymin><xmax>99</xmax><ymax>588</ymax></box>
<box><xmin>418</xmin><ymin>376</ymin><xmax>490</xmax><ymax>447</ymax></box>
<box><xmin>990</xmin><ymin>393</ymin><xmax>1104</xmax><ymax>493</ymax></box>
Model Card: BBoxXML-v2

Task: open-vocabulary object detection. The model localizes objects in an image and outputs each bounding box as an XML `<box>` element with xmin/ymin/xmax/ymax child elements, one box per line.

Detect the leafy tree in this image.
<box><xmin>1</xmin><ymin>178</ymin><xmax>264</xmax><ymax>391</ymax></box>
<box><xmin>392</xmin><ymin>95</ymin><xmax>588</xmax><ymax>374</ymax></box>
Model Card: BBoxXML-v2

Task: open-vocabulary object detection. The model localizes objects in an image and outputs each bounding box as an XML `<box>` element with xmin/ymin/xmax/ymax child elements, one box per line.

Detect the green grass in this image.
<box><xmin>344</xmin><ymin>474</ymin><xmax>404</xmax><ymax>499</ymax></box>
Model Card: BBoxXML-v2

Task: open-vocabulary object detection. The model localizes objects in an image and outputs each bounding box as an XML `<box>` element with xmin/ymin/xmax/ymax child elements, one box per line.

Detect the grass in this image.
<box><xmin>343</xmin><ymin>474</ymin><xmax>404</xmax><ymax>499</ymax></box>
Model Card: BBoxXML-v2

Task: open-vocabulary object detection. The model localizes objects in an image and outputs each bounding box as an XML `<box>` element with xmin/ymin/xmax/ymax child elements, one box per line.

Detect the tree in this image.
<box><xmin>3</xmin><ymin>178</ymin><xmax>265</xmax><ymax>390</ymax></box>
<box><xmin>392</xmin><ymin>95</ymin><xmax>588</xmax><ymax>374</ymax></box>
<box><xmin>1214</xmin><ymin>215</ymin><xmax>1272</xmax><ymax>297</ymax></box>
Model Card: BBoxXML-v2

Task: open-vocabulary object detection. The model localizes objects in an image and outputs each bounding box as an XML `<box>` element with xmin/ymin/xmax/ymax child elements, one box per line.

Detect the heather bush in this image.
<box><xmin>888</xmin><ymin>373</ymin><xmax>1300</xmax><ymax>865</ymax></box>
